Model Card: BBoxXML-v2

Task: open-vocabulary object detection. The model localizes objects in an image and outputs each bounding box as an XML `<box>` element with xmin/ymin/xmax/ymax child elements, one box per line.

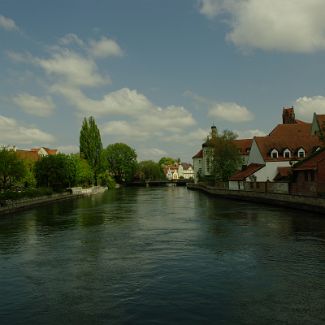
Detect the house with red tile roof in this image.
<box><xmin>164</xmin><ymin>162</ymin><xmax>194</xmax><ymax>180</ymax></box>
<box><xmin>14</xmin><ymin>147</ymin><xmax>59</xmax><ymax>161</ymax></box>
<box><xmin>240</xmin><ymin>107</ymin><xmax>323</xmax><ymax>182</ymax></box>
<box><xmin>192</xmin><ymin>125</ymin><xmax>253</xmax><ymax>182</ymax></box>
<box><xmin>291</xmin><ymin>147</ymin><xmax>325</xmax><ymax>196</ymax></box>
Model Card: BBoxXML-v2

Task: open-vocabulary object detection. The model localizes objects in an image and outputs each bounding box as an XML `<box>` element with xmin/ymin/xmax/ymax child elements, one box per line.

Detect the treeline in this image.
<box><xmin>0</xmin><ymin>116</ymin><xmax>178</xmax><ymax>198</ymax></box>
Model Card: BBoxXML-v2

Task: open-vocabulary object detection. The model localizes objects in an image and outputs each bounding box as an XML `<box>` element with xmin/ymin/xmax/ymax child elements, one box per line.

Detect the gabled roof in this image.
<box><xmin>293</xmin><ymin>147</ymin><xmax>325</xmax><ymax>171</ymax></box>
<box><xmin>255</xmin><ymin>123</ymin><xmax>322</xmax><ymax>162</ymax></box>
<box><xmin>16</xmin><ymin>150</ymin><xmax>40</xmax><ymax>161</ymax></box>
<box><xmin>230</xmin><ymin>164</ymin><xmax>265</xmax><ymax>181</ymax></box>
<box><xmin>234</xmin><ymin>139</ymin><xmax>253</xmax><ymax>156</ymax></box>
<box><xmin>316</xmin><ymin>114</ymin><xmax>325</xmax><ymax>130</ymax></box>
<box><xmin>192</xmin><ymin>149</ymin><xmax>203</xmax><ymax>159</ymax></box>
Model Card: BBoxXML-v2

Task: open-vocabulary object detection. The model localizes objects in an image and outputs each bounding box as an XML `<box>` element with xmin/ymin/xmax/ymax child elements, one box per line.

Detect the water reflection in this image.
<box><xmin>0</xmin><ymin>187</ymin><xmax>325</xmax><ymax>324</ymax></box>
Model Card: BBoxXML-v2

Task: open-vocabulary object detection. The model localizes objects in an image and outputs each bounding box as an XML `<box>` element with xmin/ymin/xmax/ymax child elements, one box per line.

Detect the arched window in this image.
<box><xmin>283</xmin><ymin>148</ymin><xmax>291</xmax><ymax>158</ymax></box>
<box><xmin>271</xmin><ymin>149</ymin><xmax>278</xmax><ymax>159</ymax></box>
<box><xmin>297</xmin><ymin>148</ymin><xmax>305</xmax><ymax>158</ymax></box>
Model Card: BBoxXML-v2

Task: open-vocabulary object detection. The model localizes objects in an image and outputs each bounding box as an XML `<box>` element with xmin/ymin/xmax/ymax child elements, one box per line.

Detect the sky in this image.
<box><xmin>2</xmin><ymin>0</ymin><xmax>325</xmax><ymax>162</ymax></box>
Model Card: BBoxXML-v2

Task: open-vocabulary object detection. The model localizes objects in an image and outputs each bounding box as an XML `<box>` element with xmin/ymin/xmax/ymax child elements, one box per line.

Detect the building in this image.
<box><xmin>237</xmin><ymin>107</ymin><xmax>323</xmax><ymax>182</ymax></box>
<box><xmin>192</xmin><ymin>125</ymin><xmax>252</xmax><ymax>182</ymax></box>
<box><xmin>14</xmin><ymin>147</ymin><xmax>59</xmax><ymax>161</ymax></box>
<box><xmin>291</xmin><ymin>147</ymin><xmax>325</xmax><ymax>196</ymax></box>
<box><xmin>164</xmin><ymin>162</ymin><xmax>194</xmax><ymax>180</ymax></box>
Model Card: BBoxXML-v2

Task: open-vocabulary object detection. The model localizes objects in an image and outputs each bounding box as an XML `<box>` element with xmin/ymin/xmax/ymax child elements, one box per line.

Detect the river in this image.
<box><xmin>0</xmin><ymin>187</ymin><xmax>324</xmax><ymax>324</ymax></box>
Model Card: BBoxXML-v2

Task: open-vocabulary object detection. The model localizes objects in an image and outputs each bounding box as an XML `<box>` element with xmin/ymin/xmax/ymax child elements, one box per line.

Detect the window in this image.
<box><xmin>271</xmin><ymin>149</ymin><xmax>278</xmax><ymax>159</ymax></box>
<box><xmin>283</xmin><ymin>149</ymin><xmax>291</xmax><ymax>158</ymax></box>
<box><xmin>298</xmin><ymin>148</ymin><xmax>305</xmax><ymax>158</ymax></box>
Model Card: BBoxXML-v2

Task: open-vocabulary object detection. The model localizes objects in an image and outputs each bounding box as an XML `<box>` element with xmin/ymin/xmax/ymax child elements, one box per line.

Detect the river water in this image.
<box><xmin>0</xmin><ymin>187</ymin><xmax>324</xmax><ymax>324</ymax></box>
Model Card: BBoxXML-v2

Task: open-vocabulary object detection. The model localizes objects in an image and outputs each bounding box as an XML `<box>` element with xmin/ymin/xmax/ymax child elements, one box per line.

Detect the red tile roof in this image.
<box><xmin>230</xmin><ymin>164</ymin><xmax>265</xmax><ymax>181</ymax></box>
<box><xmin>316</xmin><ymin>115</ymin><xmax>325</xmax><ymax>130</ymax></box>
<box><xmin>16</xmin><ymin>150</ymin><xmax>40</xmax><ymax>161</ymax></box>
<box><xmin>192</xmin><ymin>149</ymin><xmax>203</xmax><ymax>159</ymax></box>
<box><xmin>234</xmin><ymin>139</ymin><xmax>253</xmax><ymax>156</ymax></box>
<box><xmin>255</xmin><ymin>123</ymin><xmax>322</xmax><ymax>162</ymax></box>
<box><xmin>293</xmin><ymin>148</ymin><xmax>325</xmax><ymax>171</ymax></box>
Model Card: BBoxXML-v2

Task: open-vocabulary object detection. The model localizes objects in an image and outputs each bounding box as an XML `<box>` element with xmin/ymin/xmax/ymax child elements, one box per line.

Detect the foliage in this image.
<box><xmin>103</xmin><ymin>143</ymin><xmax>137</xmax><ymax>183</ymax></box>
<box><xmin>207</xmin><ymin>129</ymin><xmax>243</xmax><ymax>182</ymax></box>
<box><xmin>79</xmin><ymin>116</ymin><xmax>103</xmax><ymax>184</ymax></box>
<box><xmin>137</xmin><ymin>160</ymin><xmax>165</xmax><ymax>181</ymax></box>
<box><xmin>158</xmin><ymin>157</ymin><xmax>175</xmax><ymax>167</ymax></box>
<box><xmin>98</xmin><ymin>171</ymin><xmax>116</xmax><ymax>189</ymax></box>
<box><xmin>0</xmin><ymin>187</ymin><xmax>53</xmax><ymax>202</ymax></box>
<box><xmin>0</xmin><ymin>148</ymin><xmax>27</xmax><ymax>190</ymax></box>
<box><xmin>19</xmin><ymin>159</ymin><xmax>37</xmax><ymax>189</ymax></box>
<box><xmin>71</xmin><ymin>154</ymin><xmax>94</xmax><ymax>187</ymax></box>
<box><xmin>34</xmin><ymin>154</ymin><xmax>77</xmax><ymax>190</ymax></box>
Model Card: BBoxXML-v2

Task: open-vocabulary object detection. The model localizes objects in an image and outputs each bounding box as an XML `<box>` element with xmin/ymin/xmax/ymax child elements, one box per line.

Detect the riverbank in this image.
<box><xmin>187</xmin><ymin>183</ymin><xmax>325</xmax><ymax>215</ymax></box>
<box><xmin>0</xmin><ymin>186</ymin><xmax>107</xmax><ymax>216</ymax></box>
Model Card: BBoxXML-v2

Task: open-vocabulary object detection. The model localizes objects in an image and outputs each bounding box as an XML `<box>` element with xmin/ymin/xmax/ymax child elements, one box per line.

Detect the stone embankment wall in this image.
<box><xmin>187</xmin><ymin>183</ymin><xmax>325</xmax><ymax>215</ymax></box>
<box><xmin>0</xmin><ymin>186</ymin><xmax>107</xmax><ymax>216</ymax></box>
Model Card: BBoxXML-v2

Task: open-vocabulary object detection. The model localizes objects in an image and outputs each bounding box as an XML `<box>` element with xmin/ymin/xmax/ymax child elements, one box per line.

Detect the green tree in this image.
<box><xmin>98</xmin><ymin>171</ymin><xmax>116</xmax><ymax>189</ymax></box>
<box><xmin>79</xmin><ymin>116</ymin><xmax>103</xmax><ymax>184</ymax></box>
<box><xmin>72</xmin><ymin>155</ymin><xmax>94</xmax><ymax>187</ymax></box>
<box><xmin>34</xmin><ymin>154</ymin><xmax>77</xmax><ymax>190</ymax></box>
<box><xmin>0</xmin><ymin>148</ymin><xmax>26</xmax><ymax>190</ymax></box>
<box><xmin>137</xmin><ymin>160</ymin><xmax>165</xmax><ymax>181</ymax></box>
<box><xmin>208</xmin><ymin>129</ymin><xmax>243</xmax><ymax>182</ymax></box>
<box><xmin>158</xmin><ymin>157</ymin><xmax>175</xmax><ymax>167</ymax></box>
<box><xmin>104</xmin><ymin>143</ymin><xmax>137</xmax><ymax>183</ymax></box>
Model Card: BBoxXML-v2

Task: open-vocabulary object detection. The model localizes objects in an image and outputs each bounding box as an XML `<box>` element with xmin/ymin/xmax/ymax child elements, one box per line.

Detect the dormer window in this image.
<box><xmin>297</xmin><ymin>148</ymin><xmax>305</xmax><ymax>158</ymax></box>
<box><xmin>271</xmin><ymin>149</ymin><xmax>278</xmax><ymax>159</ymax></box>
<box><xmin>283</xmin><ymin>148</ymin><xmax>291</xmax><ymax>158</ymax></box>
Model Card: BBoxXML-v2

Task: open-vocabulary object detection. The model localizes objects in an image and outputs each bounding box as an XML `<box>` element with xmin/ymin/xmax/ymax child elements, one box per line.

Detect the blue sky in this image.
<box><xmin>2</xmin><ymin>0</ymin><xmax>325</xmax><ymax>162</ymax></box>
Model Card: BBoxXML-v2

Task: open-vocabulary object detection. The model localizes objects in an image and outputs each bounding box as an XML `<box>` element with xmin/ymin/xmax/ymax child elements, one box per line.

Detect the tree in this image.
<box><xmin>208</xmin><ymin>129</ymin><xmax>243</xmax><ymax>182</ymax></box>
<box><xmin>0</xmin><ymin>148</ymin><xmax>26</xmax><ymax>190</ymax></box>
<box><xmin>72</xmin><ymin>155</ymin><xmax>94</xmax><ymax>187</ymax></box>
<box><xmin>158</xmin><ymin>157</ymin><xmax>175</xmax><ymax>167</ymax></box>
<box><xmin>137</xmin><ymin>160</ymin><xmax>165</xmax><ymax>181</ymax></box>
<box><xmin>34</xmin><ymin>154</ymin><xmax>77</xmax><ymax>190</ymax></box>
<box><xmin>79</xmin><ymin>116</ymin><xmax>103</xmax><ymax>184</ymax></box>
<box><xmin>103</xmin><ymin>143</ymin><xmax>137</xmax><ymax>183</ymax></box>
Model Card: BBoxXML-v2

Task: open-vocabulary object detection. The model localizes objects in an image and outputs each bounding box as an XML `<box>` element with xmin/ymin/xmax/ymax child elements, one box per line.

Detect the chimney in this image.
<box><xmin>282</xmin><ymin>107</ymin><xmax>296</xmax><ymax>124</ymax></box>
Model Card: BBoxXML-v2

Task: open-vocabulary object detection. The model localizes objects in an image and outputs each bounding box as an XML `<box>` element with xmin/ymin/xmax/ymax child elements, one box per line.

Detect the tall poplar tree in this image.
<box><xmin>79</xmin><ymin>116</ymin><xmax>103</xmax><ymax>184</ymax></box>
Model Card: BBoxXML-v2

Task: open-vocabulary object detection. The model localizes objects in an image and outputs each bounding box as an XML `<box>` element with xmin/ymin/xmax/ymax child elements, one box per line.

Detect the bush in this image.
<box><xmin>0</xmin><ymin>187</ymin><xmax>54</xmax><ymax>201</ymax></box>
<box><xmin>98</xmin><ymin>171</ymin><xmax>116</xmax><ymax>189</ymax></box>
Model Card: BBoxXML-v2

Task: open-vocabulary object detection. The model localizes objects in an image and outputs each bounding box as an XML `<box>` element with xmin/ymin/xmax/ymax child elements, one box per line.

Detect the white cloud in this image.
<box><xmin>0</xmin><ymin>15</ymin><xmax>18</xmax><ymax>31</ymax></box>
<box><xmin>89</xmin><ymin>36</ymin><xmax>123</xmax><ymax>58</ymax></box>
<box><xmin>101</xmin><ymin>120</ymin><xmax>149</xmax><ymax>139</ymax></box>
<box><xmin>36</xmin><ymin>51</ymin><xmax>110</xmax><ymax>87</ymax></box>
<box><xmin>137</xmin><ymin>148</ymin><xmax>168</xmax><ymax>161</ymax></box>
<box><xmin>199</xmin><ymin>0</ymin><xmax>223</xmax><ymax>18</ymax></box>
<box><xmin>198</xmin><ymin>0</ymin><xmax>325</xmax><ymax>53</ymax></box>
<box><xmin>12</xmin><ymin>93</ymin><xmax>55</xmax><ymax>117</ymax></box>
<box><xmin>235</xmin><ymin>129</ymin><xmax>266</xmax><ymax>139</ymax></box>
<box><xmin>0</xmin><ymin>115</ymin><xmax>55</xmax><ymax>144</ymax></box>
<box><xmin>208</xmin><ymin>102</ymin><xmax>254</xmax><ymax>122</ymax></box>
<box><xmin>294</xmin><ymin>96</ymin><xmax>325</xmax><ymax>120</ymax></box>
<box><xmin>163</xmin><ymin>128</ymin><xmax>208</xmax><ymax>143</ymax></box>
<box><xmin>58</xmin><ymin>33</ymin><xmax>84</xmax><ymax>47</ymax></box>
<box><xmin>51</xmin><ymin>86</ymin><xmax>151</xmax><ymax>116</ymax></box>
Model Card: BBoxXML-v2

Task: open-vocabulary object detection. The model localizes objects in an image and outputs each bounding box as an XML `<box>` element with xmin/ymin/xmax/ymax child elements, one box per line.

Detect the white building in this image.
<box><xmin>231</xmin><ymin>107</ymin><xmax>323</xmax><ymax>183</ymax></box>
<box><xmin>192</xmin><ymin>125</ymin><xmax>252</xmax><ymax>182</ymax></box>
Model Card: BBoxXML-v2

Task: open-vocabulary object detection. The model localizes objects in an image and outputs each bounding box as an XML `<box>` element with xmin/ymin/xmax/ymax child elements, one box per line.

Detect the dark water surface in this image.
<box><xmin>0</xmin><ymin>187</ymin><xmax>325</xmax><ymax>324</ymax></box>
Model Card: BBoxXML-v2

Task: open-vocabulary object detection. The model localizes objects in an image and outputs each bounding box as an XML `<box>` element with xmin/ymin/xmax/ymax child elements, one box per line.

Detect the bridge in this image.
<box><xmin>128</xmin><ymin>180</ymin><xmax>191</xmax><ymax>187</ymax></box>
